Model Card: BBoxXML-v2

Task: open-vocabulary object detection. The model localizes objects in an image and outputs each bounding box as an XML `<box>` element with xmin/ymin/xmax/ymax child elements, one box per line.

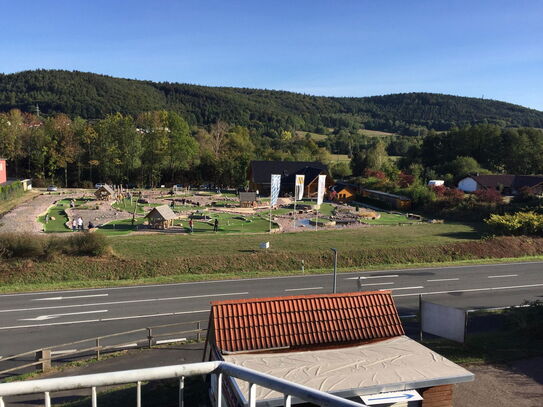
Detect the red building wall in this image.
<box><xmin>0</xmin><ymin>159</ymin><xmax>6</xmax><ymax>184</ymax></box>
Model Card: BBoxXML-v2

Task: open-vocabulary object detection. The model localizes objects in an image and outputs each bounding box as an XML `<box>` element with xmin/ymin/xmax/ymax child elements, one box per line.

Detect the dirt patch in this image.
<box><xmin>455</xmin><ymin>358</ymin><xmax>543</xmax><ymax>406</ymax></box>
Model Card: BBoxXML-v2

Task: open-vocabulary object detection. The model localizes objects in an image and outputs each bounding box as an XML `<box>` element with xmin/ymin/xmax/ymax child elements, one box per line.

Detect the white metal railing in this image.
<box><xmin>0</xmin><ymin>361</ymin><xmax>362</xmax><ymax>407</ymax></box>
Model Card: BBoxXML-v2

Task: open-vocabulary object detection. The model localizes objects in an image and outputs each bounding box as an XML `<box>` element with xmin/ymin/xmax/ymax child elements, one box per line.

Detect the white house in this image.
<box><xmin>457</xmin><ymin>177</ymin><xmax>479</xmax><ymax>192</ymax></box>
<box><xmin>428</xmin><ymin>180</ymin><xmax>445</xmax><ymax>187</ymax></box>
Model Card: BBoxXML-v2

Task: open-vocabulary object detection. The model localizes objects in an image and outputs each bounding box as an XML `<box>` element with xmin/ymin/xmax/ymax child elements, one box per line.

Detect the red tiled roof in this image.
<box><xmin>210</xmin><ymin>291</ymin><xmax>404</xmax><ymax>353</ymax></box>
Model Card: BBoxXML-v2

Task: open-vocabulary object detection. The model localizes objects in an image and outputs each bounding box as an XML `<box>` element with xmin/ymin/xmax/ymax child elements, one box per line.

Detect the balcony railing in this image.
<box><xmin>0</xmin><ymin>361</ymin><xmax>363</xmax><ymax>407</ymax></box>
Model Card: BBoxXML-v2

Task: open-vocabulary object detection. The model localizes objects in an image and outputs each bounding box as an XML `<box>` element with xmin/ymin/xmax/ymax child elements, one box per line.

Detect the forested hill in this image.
<box><xmin>1</xmin><ymin>69</ymin><xmax>542</xmax><ymax>132</ymax></box>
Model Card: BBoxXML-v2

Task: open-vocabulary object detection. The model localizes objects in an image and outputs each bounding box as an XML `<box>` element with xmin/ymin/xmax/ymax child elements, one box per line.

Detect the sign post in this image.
<box><xmin>315</xmin><ymin>174</ymin><xmax>326</xmax><ymax>231</ymax></box>
<box><xmin>294</xmin><ymin>174</ymin><xmax>304</xmax><ymax>228</ymax></box>
<box><xmin>269</xmin><ymin>174</ymin><xmax>281</xmax><ymax>233</ymax></box>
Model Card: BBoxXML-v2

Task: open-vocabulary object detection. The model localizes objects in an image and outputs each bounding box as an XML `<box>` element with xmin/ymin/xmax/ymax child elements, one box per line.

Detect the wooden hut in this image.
<box><xmin>145</xmin><ymin>205</ymin><xmax>177</xmax><ymax>229</ymax></box>
<box><xmin>239</xmin><ymin>192</ymin><xmax>257</xmax><ymax>208</ymax></box>
<box><xmin>94</xmin><ymin>184</ymin><xmax>114</xmax><ymax>201</ymax></box>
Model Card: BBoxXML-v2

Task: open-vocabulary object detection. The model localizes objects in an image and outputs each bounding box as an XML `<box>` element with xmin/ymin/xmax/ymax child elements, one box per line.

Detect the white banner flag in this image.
<box><xmin>295</xmin><ymin>174</ymin><xmax>305</xmax><ymax>201</ymax></box>
<box><xmin>317</xmin><ymin>174</ymin><xmax>326</xmax><ymax>205</ymax></box>
<box><xmin>270</xmin><ymin>174</ymin><xmax>281</xmax><ymax>206</ymax></box>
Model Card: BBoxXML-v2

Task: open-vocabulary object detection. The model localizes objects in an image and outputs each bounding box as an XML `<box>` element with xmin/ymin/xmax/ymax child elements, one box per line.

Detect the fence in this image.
<box><xmin>0</xmin><ymin>361</ymin><xmax>363</xmax><ymax>407</ymax></box>
<box><xmin>0</xmin><ymin>319</ymin><xmax>207</xmax><ymax>377</ymax></box>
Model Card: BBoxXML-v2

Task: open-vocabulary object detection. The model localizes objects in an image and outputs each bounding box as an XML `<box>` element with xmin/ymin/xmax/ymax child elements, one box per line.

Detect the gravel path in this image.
<box><xmin>455</xmin><ymin>359</ymin><xmax>543</xmax><ymax>406</ymax></box>
<box><xmin>0</xmin><ymin>194</ymin><xmax>64</xmax><ymax>233</ymax></box>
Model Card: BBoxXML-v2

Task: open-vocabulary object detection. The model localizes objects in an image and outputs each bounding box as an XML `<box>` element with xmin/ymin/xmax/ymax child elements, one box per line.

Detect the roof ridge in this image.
<box><xmin>210</xmin><ymin>290</ymin><xmax>392</xmax><ymax>306</ymax></box>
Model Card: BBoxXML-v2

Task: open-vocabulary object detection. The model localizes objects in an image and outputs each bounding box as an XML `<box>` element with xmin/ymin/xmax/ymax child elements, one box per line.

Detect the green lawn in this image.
<box><xmin>96</xmin><ymin>218</ymin><xmax>146</xmax><ymax>236</ymax></box>
<box><xmin>110</xmin><ymin>222</ymin><xmax>483</xmax><ymax>261</ymax></box>
<box><xmin>38</xmin><ymin>198</ymin><xmax>95</xmax><ymax>232</ymax></box>
<box><xmin>362</xmin><ymin>212</ymin><xmax>417</xmax><ymax>225</ymax></box>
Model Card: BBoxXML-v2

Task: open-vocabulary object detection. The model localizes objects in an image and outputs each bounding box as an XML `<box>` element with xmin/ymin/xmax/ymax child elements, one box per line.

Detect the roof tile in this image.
<box><xmin>210</xmin><ymin>291</ymin><xmax>404</xmax><ymax>353</ymax></box>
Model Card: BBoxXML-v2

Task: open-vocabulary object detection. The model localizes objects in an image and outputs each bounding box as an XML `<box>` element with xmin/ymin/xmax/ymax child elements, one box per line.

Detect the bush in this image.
<box><xmin>0</xmin><ymin>181</ymin><xmax>24</xmax><ymax>201</ymax></box>
<box><xmin>0</xmin><ymin>232</ymin><xmax>110</xmax><ymax>259</ymax></box>
<box><xmin>486</xmin><ymin>212</ymin><xmax>543</xmax><ymax>236</ymax></box>
<box><xmin>67</xmin><ymin>233</ymin><xmax>110</xmax><ymax>256</ymax></box>
<box><xmin>474</xmin><ymin>188</ymin><xmax>502</xmax><ymax>204</ymax></box>
<box><xmin>0</xmin><ymin>233</ymin><xmax>45</xmax><ymax>258</ymax></box>
<box><xmin>505</xmin><ymin>300</ymin><xmax>543</xmax><ymax>339</ymax></box>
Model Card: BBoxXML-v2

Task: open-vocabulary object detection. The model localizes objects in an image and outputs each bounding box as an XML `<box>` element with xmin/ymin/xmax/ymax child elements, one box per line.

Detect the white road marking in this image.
<box><xmin>384</xmin><ymin>286</ymin><xmax>424</xmax><ymax>291</ymax></box>
<box><xmin>284</xmin><ymin>287</ymin><xmax>323</xmax><ymax>292</ymax></box>
<box><xmin>427</xmin><ymin>278</ymin><xmax>459</xmax><ymax>282</ymax></box>
<box><xmin>119</xmin><ymin>343</ymin><xmax>138</xmax><ymax>348</ymax></box>
<box><xmin>393</xmin><ymin>283</ymin><xmax>543</xmax><ymax>297</ymax></box>
<box><xmin>1</xmin><ymin>260</ymin><xmax>541</xmax><ymax>298</ymax></box>
<box><xmin>0</xmin><ymin>292</ymin><xmax>249</xmax><ymax>314</ymax></box>
<box><xmin>0</xmin><ymin>309</ymin><xmax>209</xmax><ymax>330</ymax></box>
<box><xmin>156</xmin><ymin>338</ymin><xmax>186</xmax><ymax>345</ymax></box>
<box><xmin>358</xmin><ymin>282</ymin><xmax>394</xmax><ymax>286</ymax></box>
<box><xmin>19</xmin><ymin>310</ymin><xmax>108</xmax><ymax>321</ymax></box>
<box><xmin>399</xmin><ymin>314</ymin><xmax>417</xmax><ymax>319</ymax></box>
<box><xmin>33</xmin><ymin>294</ymin><xmax>109</xmax><ymax>301</ymax></box>
<box><xmin>487</xmin><ymin>274</ymin><xmax>518</xmax><ymax>278</ymax></box>
<box><xmin>345</xmin><ymin>275</ymin><xmax>399</xmax><ymax>280</ymax></box>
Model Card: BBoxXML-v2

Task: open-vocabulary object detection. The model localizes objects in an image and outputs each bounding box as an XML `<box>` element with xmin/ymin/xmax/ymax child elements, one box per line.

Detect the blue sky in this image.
<box><xmin>1</xmin><ymin>0</ymin><xmax>542</xmax><ymax>110</ymax></box>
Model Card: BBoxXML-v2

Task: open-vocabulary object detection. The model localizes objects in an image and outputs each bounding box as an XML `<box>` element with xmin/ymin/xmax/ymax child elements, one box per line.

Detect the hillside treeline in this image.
<box><xmin>0</xmin><ymin>109</ymin><xmax>329</xmax><ymax>187</ymax></box>
<box><xmin>1</xmin><ymin>70</ymin><xmax>543</xmax><ymax>135</ymax></box>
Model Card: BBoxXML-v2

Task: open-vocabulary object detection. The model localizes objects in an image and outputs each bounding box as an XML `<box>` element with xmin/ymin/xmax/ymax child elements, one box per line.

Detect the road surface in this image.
<box><xmin>0</xmin><ymin>261</ymin><xmax>541</xmax><ymax>359</ymax></box>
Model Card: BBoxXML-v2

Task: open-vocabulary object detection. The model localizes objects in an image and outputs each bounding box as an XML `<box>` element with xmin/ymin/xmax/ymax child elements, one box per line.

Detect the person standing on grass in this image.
<box><xmin>213</xmin><ymin>218</ymin><xmax>219</xmax><ymax>232</ymax></box>
<box><xmin>77</xmin><ymin>216</ymin><xmax>83</xmax><ymax>231</ymax></box>
<box><xmin>189</xmin><ymin>218</ymin><xmax>194</xmax><ymax>233</ymax></box>
<box><xmin>72</xmin><ymin>218</ymin><xmax>77</xmax><ymax>232</ymax></box>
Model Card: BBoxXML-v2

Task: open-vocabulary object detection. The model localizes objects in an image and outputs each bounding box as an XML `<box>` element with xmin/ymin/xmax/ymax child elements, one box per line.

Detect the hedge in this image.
<box><xmin>0</xmin><ymin>181</ymin><xmax>24</xmax><ymax>201</ymax></box>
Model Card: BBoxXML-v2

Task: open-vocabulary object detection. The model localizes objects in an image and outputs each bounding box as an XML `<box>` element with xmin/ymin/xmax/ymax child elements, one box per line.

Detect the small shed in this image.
<box><xmin>145</xmin><ymin>205</ymin><xmax>177</xmax><ymax>229</ymax></box>
<box><xmin>94</xmin><ymin>184</ymin><xmax>114</xmax><ymax>200</ymax></box>
<box><xmin>239</xmin><ymin>192</ymin><xmax>257</xmax><ymax>208</ymax></box>
<box><xmin>332</xmin><ymin>183</ymin><xmax>356</xmax><ymax>202</ymax></box>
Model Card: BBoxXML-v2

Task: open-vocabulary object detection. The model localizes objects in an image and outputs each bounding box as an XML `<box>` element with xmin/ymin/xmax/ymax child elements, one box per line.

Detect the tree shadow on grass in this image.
<box><xmin>437</xmin><ymin>222</ymin><xmax>489</xmax><ymax>240</ymax></box>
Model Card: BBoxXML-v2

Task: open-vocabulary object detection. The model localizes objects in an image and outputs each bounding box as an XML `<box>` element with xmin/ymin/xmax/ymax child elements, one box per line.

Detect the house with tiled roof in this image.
<box><xmin>458</xmin><ymin>174</ymin><xmax>543</xmax><ymax>195</ymax></box>
<box><xmin>205</xmin><ymin>291</ymin><xmax>473</xmax><ymax>407</ymax></box>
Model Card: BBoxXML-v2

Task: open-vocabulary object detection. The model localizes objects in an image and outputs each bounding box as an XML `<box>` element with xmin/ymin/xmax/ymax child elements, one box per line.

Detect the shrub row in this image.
<box><xmin>0</xmin><ymin>232</ymin><xmax>110</xmax><ymax>259</ymax></box>
<box><xmin>0</xmin><ymin>181</ymin><xmax>24</xmax><ymax>201</ymax></box>
<box><xmin>486</xmin><ymin>212</ymin><xmax>543</xmax><ymax>236</ymax></box>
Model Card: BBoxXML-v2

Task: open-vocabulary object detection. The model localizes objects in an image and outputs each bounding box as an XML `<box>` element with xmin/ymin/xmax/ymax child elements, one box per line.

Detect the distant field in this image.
<box><xmin>295</xmin><ymin>130</ymin><xmax>327</xmax><ymax>141</ymax></box>
<box><xmin>358</xmin><ymin>129</ymin><xmax>398</xmax><ymax>137</ymax></box>
<box><xmin>329</xmin><ymin>154</ymin><xmax>350</xmax><ymax>162</ymax></box>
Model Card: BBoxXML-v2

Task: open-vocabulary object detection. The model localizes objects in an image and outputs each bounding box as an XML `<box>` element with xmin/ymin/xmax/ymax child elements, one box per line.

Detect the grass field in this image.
<box><xmin>329</xmin><ymin>154</ymin><xmax>350</xmax><ymax>163</ymax></box>
<box><xmin>295</xmin><ymin>130</ymin><xmax>327</xmax><ymax>141</ymax></box>
<box><xmin>362</xmin><ymin>212</ymin><xmax>417</xmax><ymax>225</ymax></box>
<box><xmin>358</xmin><ymin>129</ymin><xmax>398</xmax><ymax>137</ymax></box>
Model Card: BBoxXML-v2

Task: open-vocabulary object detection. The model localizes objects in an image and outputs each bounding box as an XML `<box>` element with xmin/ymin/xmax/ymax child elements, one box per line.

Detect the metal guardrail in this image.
<box><xmin>0</xmin><ymin>319</ymin><xmax>207</xmax><ymax>376</ymax></box>
<box><xmin>0</xmin><ymin>361</ymin><xmax>363</xmax><ymax>407</ymax></box>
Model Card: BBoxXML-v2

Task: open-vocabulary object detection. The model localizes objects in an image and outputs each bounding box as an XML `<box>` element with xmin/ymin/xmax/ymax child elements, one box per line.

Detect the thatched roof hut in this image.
<box><xmin>94</xmin><ymin>185</ymin><xmax>115</xmax><ymax>200</ymax></box>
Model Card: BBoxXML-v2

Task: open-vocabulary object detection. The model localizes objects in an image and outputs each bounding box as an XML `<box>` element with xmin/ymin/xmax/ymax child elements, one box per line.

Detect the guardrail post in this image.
<box><xmin>178</xmin><ymin>376</ymin><xmax>184</xmax><ymax>407</ymax></box>
<box><xmin>0</xmin><ymin>396</ymin><xmax>4</xmax><ymax>407</ymax></box>
<box><xmin>44</xmin><ymin>391</ymin><xmax>51</xmax><ymax>407</ymax></box>
<box><xmin>35</xmin><ymin>349</ymin><xmax>51</xmax><ymax>373</ymax></box>
<box><xmin>96</xmin><ymin>338</ymin><xmax>101</xmax><ymax>360</ymax></box>
<box><xmin>137</xmin><ymin>381</ymin><xmax>142</xmax><ymax>407</ymax></box>
<box><xmin>147</xmin><ymin>328</ymin><xmax>153</xmax><ymax>348</ymax></box>
<box><xmin>216</xmin><ymin>373</ymin><xmax>223</xmax><ymax>407</ymax></box>
<box><xmin>91</xmin><ymin>386</ymin><xmax>97</xmax><ymax>407</ymax></box>
<box><xmin>284</xmin><ymin>394</ymin><xmax>292</xmax><ymax>407</ymax></box>
<box><xmin>197</xmin><ymin>321</ymin><xmax>201</xmax><ymax>342</ymax></box>
<box><xmin>248</xmin><ymin>382</ymin><xmax>256</xmax><ymax>407</ymax></box>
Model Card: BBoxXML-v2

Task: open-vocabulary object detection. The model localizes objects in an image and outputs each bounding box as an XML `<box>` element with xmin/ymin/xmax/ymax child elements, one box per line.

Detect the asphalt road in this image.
<box><xmin>0</xmin><ymin>261</ymin><xmax>542</xmax><ymax>359</ymax></box>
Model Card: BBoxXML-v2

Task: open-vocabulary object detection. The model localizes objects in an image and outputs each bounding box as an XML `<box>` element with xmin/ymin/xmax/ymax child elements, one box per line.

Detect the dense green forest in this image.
<box><xmin>1</xmin><ymin>70</ymin><xmax>543</xmax><ymax>133</ymax></box>
<box><xmin>1</xmin><ymin>69</ymin><xmax>543</xmax><ymax>193</ymax></box>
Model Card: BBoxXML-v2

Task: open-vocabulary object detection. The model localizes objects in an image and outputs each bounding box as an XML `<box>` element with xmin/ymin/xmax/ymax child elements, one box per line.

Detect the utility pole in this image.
<box><xmin>331</xmin><ymin>248</ymin><xmax>338</xmax><ymax>293</ymax></box>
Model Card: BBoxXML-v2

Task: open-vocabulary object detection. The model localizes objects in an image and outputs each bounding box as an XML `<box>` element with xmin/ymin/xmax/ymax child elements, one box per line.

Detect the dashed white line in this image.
<box><xmin>393</xmin><ymin>283</ymin><xmax>543</xmax><ymax>298</ymax></box>
<box><xmin>0</xmin><ymin>309</ymin><xmax>209</xmax><ymax>330</ymax></box>
<box><xmin>19</xmin><ymin>310</ymin><xmax>108</xmax><ymax>321</ymax></box>
<box><xmin>284</xmin><ymin>287</ymin><xmax>323</xmax><ymax>292</ymax></box>
<box><xmin>0</xmin><ymin>292</ymin><xmax>249</xmax><ymax>314</ymax></box>
<box><xmin>427</xmin><ymin>278</ymin><xmax>460</xmax><ymax>282</ymax></box>
<box><xmin>487</xmin><ymin>274</ymin><xmax>518</xmax><ymax>279</ymax></box>
<box><xmin>358</xmin><ymin>282</ymin><xmax>394</xmax><ymax>286</ymax></box>
<box><xmin>51</xmin><ymin>349</ymin><xmax>78</xmax><ymax>355</ymax></box>
<box><xmin>385</xmin><ymin>286</ymin><xmax>424</xmax><ymax>291</ymax></box>
<box><xmin>33</xmin><ymin>294</ymin><xmax>109</xmax><ymax>301</ymax></box>
<box><xmin>345</xmin><ymin>275</ymin><xmax>399</xmax><ymax>280</ymax></box>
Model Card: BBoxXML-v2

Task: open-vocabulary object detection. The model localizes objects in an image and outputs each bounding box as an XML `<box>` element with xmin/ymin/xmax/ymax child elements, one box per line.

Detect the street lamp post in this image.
<box><xmin>331</xmin><ymin>248</ymin><xmax>338</xmax><ymax>293</ymax></box>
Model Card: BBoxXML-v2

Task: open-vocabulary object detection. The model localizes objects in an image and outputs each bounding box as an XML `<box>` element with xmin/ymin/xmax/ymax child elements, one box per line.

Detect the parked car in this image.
<box><xmin>47</xmin><ymin>185</ymin><xmax>58</xmax><ymax>191</ymax></box>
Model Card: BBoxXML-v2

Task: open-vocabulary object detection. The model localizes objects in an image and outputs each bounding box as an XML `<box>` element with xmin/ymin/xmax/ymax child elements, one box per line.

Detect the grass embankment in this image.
<box><xmin>4</xmin><ymin>221</ymin><xmax>543</xmax><ymax>292</ymax></box>
<box><xmin>0</xmin><ymin>190</ymin><xmax>39</xmax><ymax>215</ymax></box>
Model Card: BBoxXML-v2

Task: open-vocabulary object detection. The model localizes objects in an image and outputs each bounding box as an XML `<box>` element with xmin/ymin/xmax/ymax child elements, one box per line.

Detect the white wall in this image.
<box><xmin>457</xmin><ymin>177</ymin><xmax>478</xmax><ymax>192</ymax></box>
